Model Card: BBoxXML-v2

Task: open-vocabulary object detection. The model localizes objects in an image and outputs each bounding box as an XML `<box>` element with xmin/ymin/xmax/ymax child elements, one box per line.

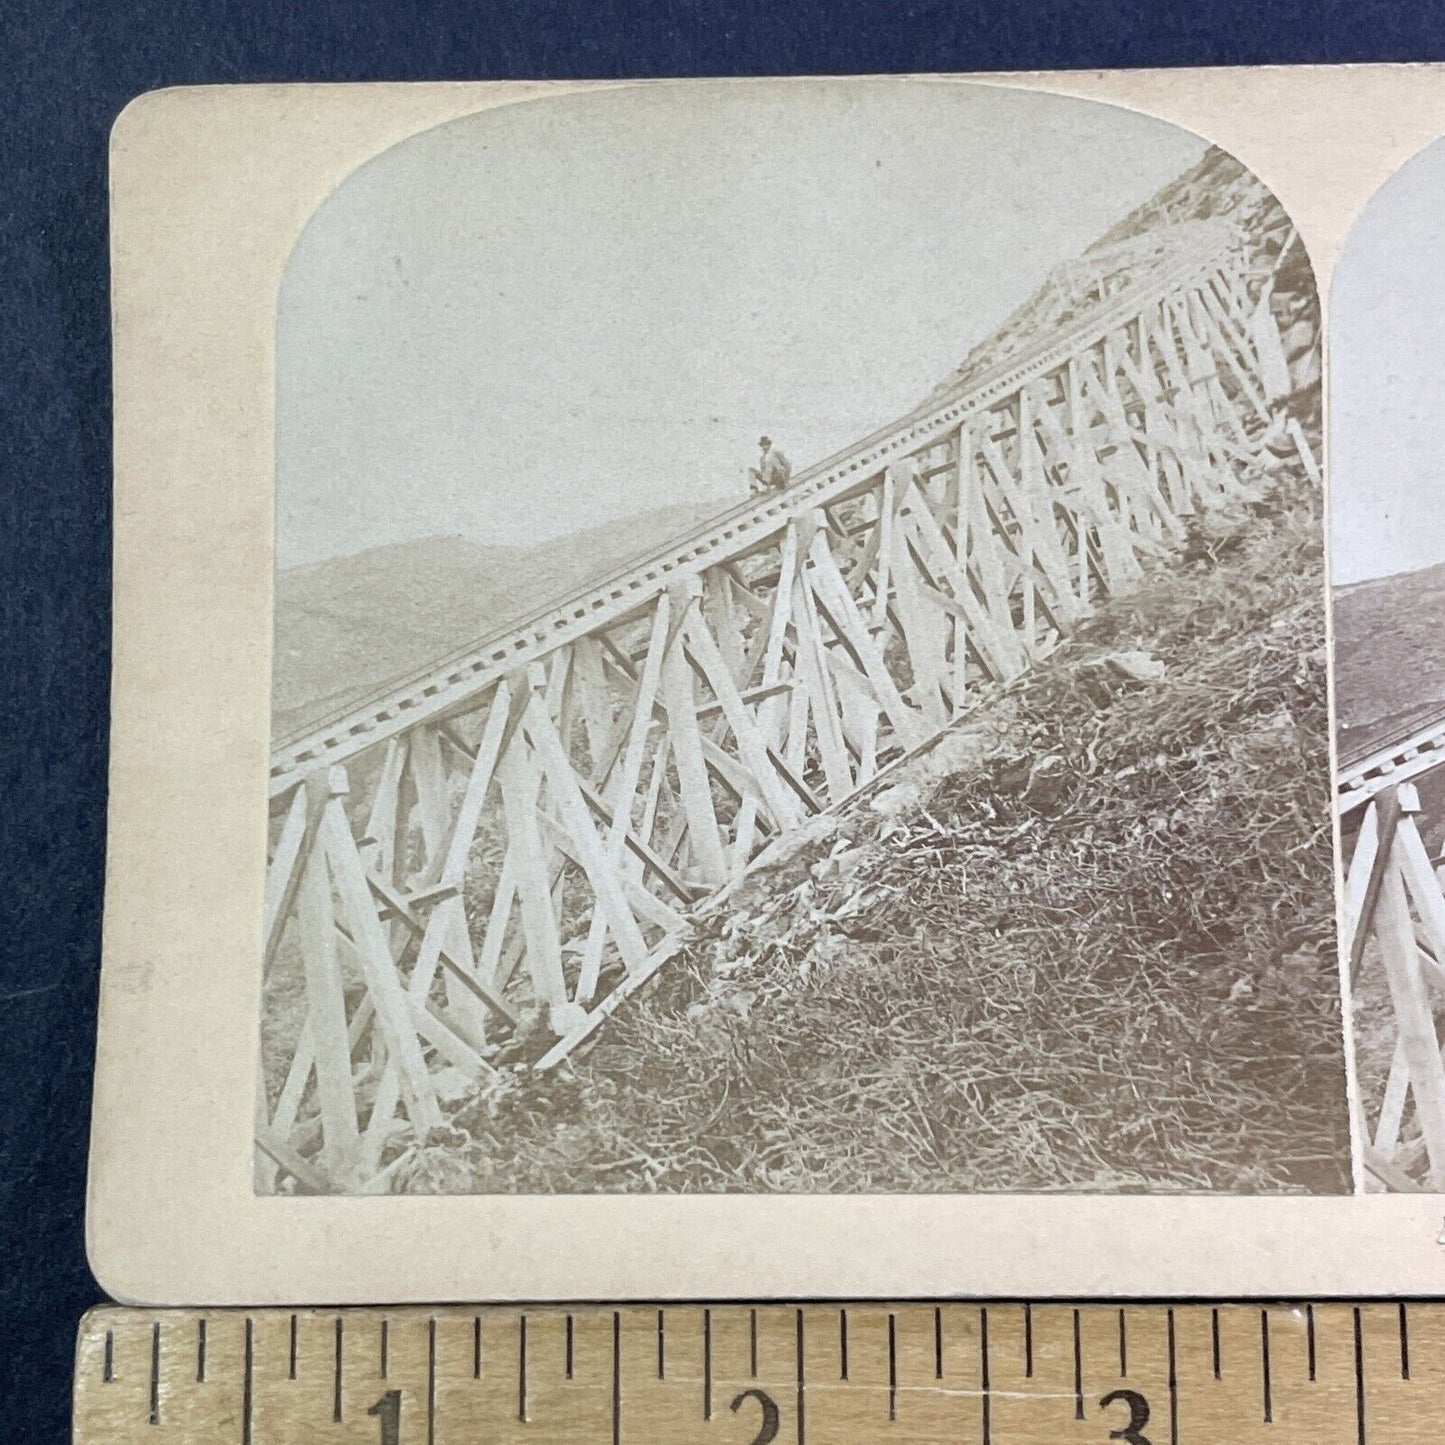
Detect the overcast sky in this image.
<box><xmin>1331</xmin><ymin>135</ymin><xmax>1445</xmax><ymax>586</ymax></box>
<box><xmin>277</xmin><ymin>80</ymin><xmax>1207</xmax><ymax>569</ymax></box>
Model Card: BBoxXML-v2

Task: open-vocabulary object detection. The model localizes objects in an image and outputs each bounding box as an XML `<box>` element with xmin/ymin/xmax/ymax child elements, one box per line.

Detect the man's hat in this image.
<box><xmin>759</xmin><ymin>435</ymin><xmax>771</xmax><ymax>447</ymax></box>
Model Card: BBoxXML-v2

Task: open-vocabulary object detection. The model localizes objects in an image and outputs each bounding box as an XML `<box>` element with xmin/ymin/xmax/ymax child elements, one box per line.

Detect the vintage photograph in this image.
<box><xmin>1332</xmin><ymin>133</ymin><xmax>1445</xmax><ymax>1194</ymax></box>
<box><xmin>256</xmin><ymin>79</ymin><xmax>1347</xmax><ymax>1198</ymax></box>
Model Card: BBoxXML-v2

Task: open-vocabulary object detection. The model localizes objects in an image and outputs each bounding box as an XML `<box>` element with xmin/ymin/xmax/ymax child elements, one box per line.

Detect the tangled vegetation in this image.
<box><xmin>393</xmin><ymin>463</ymin><xmax>1351</xmax><ymax>1196</ymax></box>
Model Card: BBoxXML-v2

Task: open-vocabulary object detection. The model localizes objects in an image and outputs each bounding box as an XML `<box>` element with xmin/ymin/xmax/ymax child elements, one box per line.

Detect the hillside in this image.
<box><xmin>943</xmin><ymin>148</ymin><xmax>1309</xmax><ymax>402</ymax></box>
<box><xmin>272</xmin><ymin>496</ymin><xmax>733</xmax><ymax>738</ymax></box>
<box><xmin>1333</xmin><ymin>561</ymin><xmax>1445</xmax><ymax>766</ymax></box>
<box><xmin>400</xmin><ymin>472</ymin><xmax>1350</xmax><ymax>1195</ymax></box>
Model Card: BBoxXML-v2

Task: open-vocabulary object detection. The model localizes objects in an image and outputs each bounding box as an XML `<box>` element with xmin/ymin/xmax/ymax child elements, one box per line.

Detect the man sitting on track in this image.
<box><xmin>749</xmin><ymin>435</ymin><xmax>791</xmax><ymax>494</ymax></box>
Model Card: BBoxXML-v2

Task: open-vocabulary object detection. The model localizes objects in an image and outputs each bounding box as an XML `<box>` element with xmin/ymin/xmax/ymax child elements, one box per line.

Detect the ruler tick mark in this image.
<box><xmin>287</xmin><ymin>1313</ymin><xmax>297</xmax><ymax>1380</ymax></box>
<box><xmin>1119</xmin><ymin>1307</ymin><xmax>1128</xmax><ymax>1377</ymax></box>
<box><xmin>1211</xmin><ymin>1307</ymin><xmax>1221</xmax><ymax>1379</ymax></box>
<box><xmin>1261</xmin><ymin>1310</ymin><xmax>1273</xmax><ymax>1423</ymax></box>
<box><xmin>839</xmin><ymin>1309</ymin><xmax>849</xmax><ymax>1380</ymax></box>
<box><xmin>1167</xmin><ymin>1308</ymin><xmax>1179</xmax><ymax>1445</ymax></box>
<box><xmin>888</xmin><ymin>1313</ymin><xmax>898</xmax><ymax>1422</ymax></box>
<box><xmin>1399</xmin><ymin>1303</ymin><xmax>1410</xmax><ymax>1380</ymax></box>
<box><xmin>1306</xmin><ymin>1305</ymin><xmax>1316</xmax><ymax>1382</ymax></box>
<box><xmin>1073</xmin><ymin>1308</ymin><xmax>1084</xmax><ymax>1420</ymax></box>
<box><xmin>242</xmin><ymin>1319</ymin><xmax>254</xmax><ymax>1445</ymax></box>
<box><xmin>197</xmin><ymin>1319</ymin><xmax>207</xmax><ymax>1384</ymax></box>
<box><xmin>518</xmin><ymin>1314</ymin><xmax>528</xmax><ymax>1422</ymax></box>
<box><xmin>1023</xmin><ymin>1304</ymin><xmax>1033</xmax><ymax>1379</ymax></box>
<box><xmin>380</xmin><ymin>1317</ymin><xmax>389</xmax><ymax>1379</ymax></box>
<box><xmin>103</xmin><ymin>1329</ymin><xmax>113</xmax><ymax>1384</ymax></box>
<box><xmin>612</xmin><ymin>1311</ymin><xmax>622</xmax><ymax>1445</ymax></box>
<box><xmin>703</xmin><ymin>1308</ymin><xmax>712</xmax><ymax>1420</ymax></box>
<box><xmin>333</xmin><ymin>1317</ymin><xmax>343</xmax><ymax>1422</ymax></box>
<box><xmin>936</xmin><ymin>1306</ymin><xmax>945</xmax><ymax>1380</ymax></box>
<box><xmin>1354</xmin><ymin>1307</ymin><xmax>1366</xmax><ymax>1445</ymax></box>
<box><xmin>981</xmin><ymin>1306</ymin><xmax>993</xmax><ymax>1445</ymax></box>
<box><xmin>566</xmin><ymin>1313</ymin><xmax>574</xmax><ymax>1381</ymax></box>
<box><xmin>749</xmin><ymin>1308</ymin><xmax>758</xmax><ymax>1379</ymax></box>
<box><xmin>796</xmin><ymin>1309</ymin><xmax>806</xmax><ymax>1445</ymax></box>
<box><xmin>657</xmin><ymin>1309</ymin><xmax>665</xmax><ymax>1380</ymax></box>
<box><xmin>149</xmin><ymin>1321</ymin><xmax>160</xmax><ymax>1425</ymax></box>
<box><xmin>427</xmin><ymin>1318</ymin><xmax>437</xmax><ymax>1445</ymax></box>
<box><xmin>474</xmin><ymin>1315</ymin><xmax>482</xmax><ymax>1380</ymax></box>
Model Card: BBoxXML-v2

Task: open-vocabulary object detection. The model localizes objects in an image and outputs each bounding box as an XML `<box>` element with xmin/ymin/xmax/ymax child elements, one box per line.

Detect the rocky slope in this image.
<box><xmin>399</xmin><ymin>470</ymin><xmax>1349</xmax><ymax>1195</ymax></box>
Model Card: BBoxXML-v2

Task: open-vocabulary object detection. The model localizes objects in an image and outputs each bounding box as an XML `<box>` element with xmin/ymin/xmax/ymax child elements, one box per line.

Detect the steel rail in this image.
<box><xmin>270</xmin><ymin>220</ymin><xmax>1240</xmax><ymax>796</ymax></box>
<box><xmin>1337</xmin><ymin>713</ymin><xmax>1445</xmax><ymax>813</ymax></box>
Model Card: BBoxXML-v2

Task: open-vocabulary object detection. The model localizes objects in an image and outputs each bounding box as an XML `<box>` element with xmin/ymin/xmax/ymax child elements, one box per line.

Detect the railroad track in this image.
<box><xmin>270</xmin><ymin>220</ymin><xmax>1240</xmax><ymax>797</ymax></box>
<box><xmin>1338</xmin><ymin>708</ymin><xmax>1445</xmax><ymax>814</ymax></box>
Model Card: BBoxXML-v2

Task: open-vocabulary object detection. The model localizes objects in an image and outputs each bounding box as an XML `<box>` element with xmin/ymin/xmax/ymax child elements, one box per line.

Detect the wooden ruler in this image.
<box><xmin>73</xmin><ymin>1303</ymin><xmax>1434</xmax><ymax>1442</ymax></box>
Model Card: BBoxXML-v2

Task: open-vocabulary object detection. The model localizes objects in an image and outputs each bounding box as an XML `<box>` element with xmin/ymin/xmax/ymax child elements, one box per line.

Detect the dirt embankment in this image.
<box><xmin>395</xmin><ymin>464</ymin><xmax>1350</xmax><ymax>1197</ymax></box>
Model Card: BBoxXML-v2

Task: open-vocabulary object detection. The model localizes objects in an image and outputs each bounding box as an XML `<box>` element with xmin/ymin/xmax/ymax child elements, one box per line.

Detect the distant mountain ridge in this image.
<box><xmin>273</xmin><ymin>497</ymin><xmax>732</xmax><ymax>738</ymax></box>
<box><xmin>1334</xmin><ymin>560</ymin><xmax>1445</xmax><ymax>766</ymax></box>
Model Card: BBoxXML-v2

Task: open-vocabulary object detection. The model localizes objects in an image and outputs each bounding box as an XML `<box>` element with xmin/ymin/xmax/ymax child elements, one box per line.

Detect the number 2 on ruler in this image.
<box><xmin>731</xmin><ymin>1387</ymin><xmax>781</xmax><ymax>1443</ymax></box>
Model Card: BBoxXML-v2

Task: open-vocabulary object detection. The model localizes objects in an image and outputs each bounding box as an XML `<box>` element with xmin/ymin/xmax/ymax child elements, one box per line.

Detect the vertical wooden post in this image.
<box><xmin>684</xmin><ymin>605</ymin><xmax>800</xmax><ymax>831</ymax></box>
<box><xmin>734</xmin><ymin>529</ymin><xmax>799</xmax><ymax>867</ymax></box>
<box><xmin>1375</xmin><ymin>1039</ymin><xmax>1410</xmax><ymax>1153</ymax></box>
<box><xmin>578</xmin><ymin>594</ymin><xmax>670</xmax><ymax>1001</ymax></box>
<box><xmin>475</xmin><ymin>851</ymin><xmax>519</xmax><ymax>988</ymax></box>
<box><xmin>294</xmin><ymin>832</ymin><xmax>361</xmax><ymax>1183</ymax></box>
<box><xmin>262</xmin><ymin>785</ymin><xmax>310</xmax><ymax>971</ymax></box>
<box><xmin>1192</xmin><ymin>285</ymin><xmax>1270</xmax><ymax>421</ymax></box>
<box><xmin>1016</xmin><ymin>386</ymin><xmax>1079</xmax><ymax>620</ymax></box>
<box><xmin>497</xmin><ymin>720</ymin><xmax>569</xmax><ymax>1013</ymax></box>
<box><xmin>1065</xmin><ymin>354</ymin><xmax>1138</xmax><ymax>592</ymax></box>
<box><xmin>360</xmin><ymin>738</ymin><xmax>407</xmax><ymax>880</ymax></box>
<box><xmin>805</xmin><ymin>525</ymin><xmax>921</xmax><ymax>747</ymax></box>
<box><xmin>887</xmin><ymin>491</ymin><xmax>951</xmax><ymax>727</ymax></box>
<box><xmin>317</xmin><ymin>768</ymin><xmax>442</xmax><ymax>1138</ymax></box>
<box><xmin>408</xmin><ymin>725</ymin><xmax>450</xmax><ymax>874</ymax></box>
<box><xmin>951</xmin><ymin>425</ymin><xmax>972</xmax><ymax>713</ymax></box>
<box><xmin>525</xmin><ymin>689</ymin><xmax>651</xmax><ymax>972</ymax></box>
<box><xmin>791</xmin><ymin>570</ymin><xmax>854</xmax><ymax>799</ymax></box>
<box><xmin>1342</xmin><ymin>799</ymin><xmax>1381</xmax><ymax>964</ymax></box>
<box><xmin>872</xmin><ymin>472</ymin><xmax>895</xmax><ymax>630</ymax></box>
<box><xmin>1375</xmin><ymin>835</ymin><xmax>1445</xmax><ymax>1189</ymax></box>
<box><xmin>660</xmin><ymin>580</ymin><xmax>729</xmax><ymax>887</ymax></box>
<box><xmin>966</xmin><ymin>459</ymin><xmax>1016</xmax><ymax>646</ymax></box>
<box><xmin>704</xmin><ymin>565</ymin><xmax>746</xmax><ymax>682</ymax></box>
<box><xmin>570</xmin><ymin>635</ymin><xmax>614</xmax><ymax>775</ymax></box>
<box><xmin>545</xmin><ymin>645</ymin><xmax>578</xmax><ymax>761</ymax></box>
<box><xmin>1150</xmin><ymin>297</ymin><xmax>1220</xmax><ymax>490</ymax></box>
<box><xmin>402</xmin><ymin>681</ymin><xmax>513</xmax><ymax>1048</ymax></box>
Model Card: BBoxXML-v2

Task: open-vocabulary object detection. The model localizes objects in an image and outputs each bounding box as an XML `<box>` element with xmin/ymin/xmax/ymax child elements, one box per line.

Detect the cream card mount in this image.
<box><xmin>91</xmin><ymin>67</ymin><xmax>1445</xmax><ymax>1304</ymax></box>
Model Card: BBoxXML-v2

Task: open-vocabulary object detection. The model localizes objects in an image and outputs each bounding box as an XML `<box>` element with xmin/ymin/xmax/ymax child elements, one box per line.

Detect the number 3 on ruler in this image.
<box><xmin>1099</xmin><ymin>1388</ymin><xmax>1152</xmax><ymax>1445</ymax></box>
<box><xmin>367</xmin><ymin>1389</ymin><xmax>402</xmax><ymax>1445</ymax></box>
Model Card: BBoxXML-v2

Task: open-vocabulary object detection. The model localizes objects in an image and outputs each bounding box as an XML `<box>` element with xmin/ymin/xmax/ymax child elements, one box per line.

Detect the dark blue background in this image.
<box><xmin>4</xmin><ymin>4</ymin><xmax>1443</xmax><ymax>1439</ymax></box>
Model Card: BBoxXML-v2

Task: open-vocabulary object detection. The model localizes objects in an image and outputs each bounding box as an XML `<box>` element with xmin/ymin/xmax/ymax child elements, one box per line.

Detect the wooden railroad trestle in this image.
<box><xmin>258</xmin><ymin>218</ymin><xmax>1299</xmax><ymax>1192</ymax></box>
<box><xmin>1340</xmin><ymin>726</ymin><xmax>1445</xmax><ymax>1192</ymax></box>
